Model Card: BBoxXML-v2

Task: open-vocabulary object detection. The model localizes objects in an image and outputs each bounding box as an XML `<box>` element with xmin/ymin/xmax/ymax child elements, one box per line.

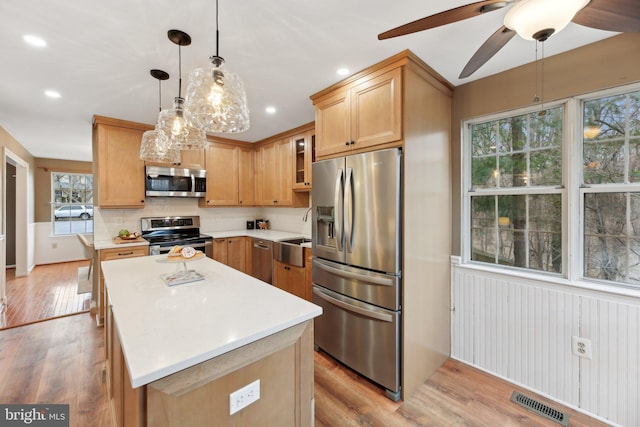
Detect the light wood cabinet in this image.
<box><xmin>201</xmin><ymin>143</ymin><xmax>255</xmax><ymax>207</ymax></box>
<box><xmin>106</xmin><ymin>291</ymin><xmax>146</xmax><ymax>427</ymax></box>
<box><xmin>273</xmin><ymin>259</ymin><xmax>306</xmax><ymax>299</ymax></box>
<box><xmin>145</xmin><ymin>149</ymin><xmax>205</xmax><ymax>169</ymax></box>
<box><xmin>238</xmin><ymin>146</ymin><xmax>256</xmax><ymax>205</ymax></box>
<box><xmin>93</xmin><ymin>116</ymin><xmax>151</xmax><ymax>208</ymax></box>
<box><xmin>202</xmin><ymin>143</ymin><xmax>239</xmax><ymax>206</ymax></box>
<box><xmin>292</xmin><ymin>131</ymin><xmax>314</xmax><ymax>190</ymax></box>
<box><xmin>256</xmin><ymin>138</ymin><xmax>308</xmax><ymax>206</ymax></box>
<box><xmin>312</xmin><ymin>67</ymin><xmax>402</xmax><ymax>159</ymax></box>
<box><xmin>213</xmin><ymin>237</ymin><xmax>249</xmax><ymax>274</ymax></box>
<box><xmin>97</xmin><ymin>245</ymin><xmax>148</xmax><ymax>326</ymax></box>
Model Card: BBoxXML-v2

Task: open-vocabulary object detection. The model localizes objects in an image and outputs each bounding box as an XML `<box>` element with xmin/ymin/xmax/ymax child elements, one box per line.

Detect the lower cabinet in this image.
<box><xmin>213</xmin><ymin>237</ymin><xmax>250</xmax><ymax>274</ymax></box>
<box><xmin>98</xmin><ymin>245</ymin><xmax>148</xmax><ymax>326</ymax></box>
<box><xmin>106</xmin><ymin>293</ymin><xmax>145</xmax><ymax>427</ymax></box>
<box><xmin>273</xmin><ymin>260</ymin><xmax>306</xmax><ymax>300</ymax></box>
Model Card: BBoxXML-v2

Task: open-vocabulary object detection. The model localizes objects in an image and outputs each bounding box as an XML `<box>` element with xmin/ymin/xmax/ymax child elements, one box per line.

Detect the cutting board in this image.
<box><xmin>112</xmin><ymin>236</ymin><xmax>147</xmax><ymax>244</ymax></box>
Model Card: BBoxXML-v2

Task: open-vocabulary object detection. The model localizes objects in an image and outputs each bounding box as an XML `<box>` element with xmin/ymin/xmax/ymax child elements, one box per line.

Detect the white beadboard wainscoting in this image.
<box><xmin>451</xmin><ymin>257</ymin><xmax>640</xmax><ymax>426</ymax></box>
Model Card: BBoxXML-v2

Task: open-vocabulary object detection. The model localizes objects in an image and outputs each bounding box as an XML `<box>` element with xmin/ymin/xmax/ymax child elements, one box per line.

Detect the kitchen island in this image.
<box><xmin>102</xmin><ymin>254</ymin><xmax>321</xmax><ymax>427</ymax></box>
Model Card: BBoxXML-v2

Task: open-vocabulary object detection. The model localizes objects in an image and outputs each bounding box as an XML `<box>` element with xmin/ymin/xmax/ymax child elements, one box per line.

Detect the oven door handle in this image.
<box><xmin>312</xmin><ymin>286</ymin><xmax>394</xmax><ymax>323</ymax></box>
<box><xmin>158</xmin><ymin>241</ymin><xmax>212</xmax><ymax>253</ymax></box>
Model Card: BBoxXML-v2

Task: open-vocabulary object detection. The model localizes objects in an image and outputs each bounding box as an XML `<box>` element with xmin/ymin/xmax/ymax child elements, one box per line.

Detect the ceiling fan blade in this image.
<box><xmin>378</xmin><ymin>0</ymin><xmax>509</xmax><ymax>40</ymax></box>
<box><xmin>459</xmin><ymin>26</ymin><xmax>516</xmax><ymax>79</ymax></box>
<box><xmin>572</xmin><ymin>0</ymin><xmax>640</xmax><ymax>32</ymax></box>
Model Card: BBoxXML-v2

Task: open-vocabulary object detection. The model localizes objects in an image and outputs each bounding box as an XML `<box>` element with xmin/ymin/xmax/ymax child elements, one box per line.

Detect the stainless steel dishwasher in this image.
<box><xmin>251</xmin><ymin>238</ymin><xmax>273</xmax><ymax>284</ymax></box>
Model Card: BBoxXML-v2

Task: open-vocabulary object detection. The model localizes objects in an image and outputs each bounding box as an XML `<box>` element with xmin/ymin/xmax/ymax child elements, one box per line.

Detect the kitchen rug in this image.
<box><xmin>77</xmin><ymin>266</ymin><xmax>91</xmax><ymax>294</ymax></box>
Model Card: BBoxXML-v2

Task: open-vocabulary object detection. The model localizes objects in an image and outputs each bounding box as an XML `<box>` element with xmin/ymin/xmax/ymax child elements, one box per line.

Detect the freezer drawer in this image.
<box><xmin>313</xmin><ymin>285</ymin><xmax>400</xmax><ymax>399</ymax></box>
<box><xmin>312</xmin><ymin>258</ymin><xmax>400</xmax><ymax>311</ymax></box>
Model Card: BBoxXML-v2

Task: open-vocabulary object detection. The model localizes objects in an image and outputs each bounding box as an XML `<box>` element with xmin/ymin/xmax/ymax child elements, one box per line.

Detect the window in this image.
<box><xmin>582</xmin><ymin>90</ymin><xmax>640</xmax><ymax>285</ymax></box>
<box><xmin>51</xmin><ymin>172</ymin><xmax>94</xmax><ymax>236</ymax></box>
<box><xmin>463</xmin><ymin>84</ymin><xmax>640</xmax><ymax>289</ymax></box>
<box><xmin>468</xmin><ymin>106</ymin><xmax>563</xmax><ymax>273</ymax></box>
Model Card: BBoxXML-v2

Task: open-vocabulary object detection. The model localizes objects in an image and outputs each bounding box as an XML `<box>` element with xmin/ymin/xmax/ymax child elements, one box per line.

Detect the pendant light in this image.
<box><xmin>184</xmin><ymin>0</ymin><xmax>250</xmax><ymax>133</ymax></box>
<box><xmin>140</xmin><ymin>69</ymin><xmax>181</xmax><ymax>164</ymax></box>
<box><xmin>156</xmin><ymin>30</ymin><xmax>208</xmax><ymax>150</ymax></box>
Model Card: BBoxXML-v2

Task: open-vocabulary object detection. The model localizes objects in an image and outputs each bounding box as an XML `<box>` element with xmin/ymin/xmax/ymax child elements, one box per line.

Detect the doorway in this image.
<box><xmin>6</xmin><ymin>162</ymin><xmax>16</xmax><ymax>268</ymax></box>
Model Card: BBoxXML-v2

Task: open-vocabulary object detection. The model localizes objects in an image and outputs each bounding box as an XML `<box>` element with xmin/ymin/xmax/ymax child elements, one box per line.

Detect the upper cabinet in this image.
<box><xmin>313</xmin><ymin>67</ymin><xmax>402</xmax><ymax>159</ymax></box>
<box><xmin>255</xmin><ymin>136</ymin><xmax>309</xmax><ymax>207</ymax></box>
<box><xmin>201</xmin><ymin>142</ymin><xmax>255</xmax><ymax>207</ymax></box>
<box><xmin>145</xmin><ymin>149</ymin><xmax>206</xmax><ymax>169</ymax></box>
<box><xmin>292</xmin><ymin>131</ymin><xmax>314</xmax><ymax>190</ymax></box>
<box><xmin>93</xmin><ymin>116</ymin><xmax>151</xmax><ymax>208</ymax></box>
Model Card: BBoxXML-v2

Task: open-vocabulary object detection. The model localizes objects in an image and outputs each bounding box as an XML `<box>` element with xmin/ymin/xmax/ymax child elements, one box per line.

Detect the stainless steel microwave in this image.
<box><xmin>145</xmin><ymin>166</ymin><xmax>206</xmax><ymax>197</ymax></box>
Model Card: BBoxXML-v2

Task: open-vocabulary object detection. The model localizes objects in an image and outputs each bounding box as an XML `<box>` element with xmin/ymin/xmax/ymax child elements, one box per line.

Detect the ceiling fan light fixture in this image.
<box><xmin>504</xmin><ymin>0</ymin><xmax>590</xmax><ymax>41</ymax></box>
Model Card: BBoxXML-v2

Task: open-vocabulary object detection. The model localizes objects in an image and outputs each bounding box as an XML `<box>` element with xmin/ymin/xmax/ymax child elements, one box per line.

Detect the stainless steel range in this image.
<box><xmin>141</xmin><ymin>216</ymin><xmax>213</xmax><ymax>258</ymax></box>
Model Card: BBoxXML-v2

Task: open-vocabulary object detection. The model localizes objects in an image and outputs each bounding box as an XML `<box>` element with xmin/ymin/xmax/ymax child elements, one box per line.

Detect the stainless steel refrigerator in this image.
<box><xmin>312</xmin><ymin>148</ymin><xmax>402</xmax><ymax>401</ymax></box>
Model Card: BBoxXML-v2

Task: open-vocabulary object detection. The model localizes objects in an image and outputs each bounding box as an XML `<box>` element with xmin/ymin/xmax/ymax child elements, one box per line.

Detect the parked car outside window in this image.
<box><xmin>54</xmin><ymin>205</ymin><xmax>94</xmax><ymax>220</ymax></box>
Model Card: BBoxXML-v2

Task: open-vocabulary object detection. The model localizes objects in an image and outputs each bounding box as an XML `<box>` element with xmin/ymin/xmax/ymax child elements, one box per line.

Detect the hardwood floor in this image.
<box><xmin>1</xmin><ymin>261</ymin><xmax>91</xmax><ymax>330</ymax></box>
<box><xmin>315</xmin><ymin>350</ymin><xmax>609</xmax><ymax>427</ymax></box>
<box><xmin>0</xmin><ymin>312</ymin><xmax>609</xmax><ymax>427</ymax></box>
<box><xmin>0</xmin><ymin>313</ymin><xmax>110</xmax><ymax>427</ymax></box>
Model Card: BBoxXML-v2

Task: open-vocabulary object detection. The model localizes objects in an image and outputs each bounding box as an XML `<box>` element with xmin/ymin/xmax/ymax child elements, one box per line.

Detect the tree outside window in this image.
<box><xmin>52</xmin><ymin>173</ymin><xmax>94</xmax><ymax>235</ymax></box>
<box><xmin>583</xmin><ymin>90</ymin><xmax>640</xmax><ymax>285</ymax></box>
<box><xmin>469</xmin><ymin>107</ymin><xmax>563</xmax><ymax>274</ymax></box>
<box><xmin>465</xmin><ymin>85</ymin><xmax>640</xmax><ymax>289</ymax></box>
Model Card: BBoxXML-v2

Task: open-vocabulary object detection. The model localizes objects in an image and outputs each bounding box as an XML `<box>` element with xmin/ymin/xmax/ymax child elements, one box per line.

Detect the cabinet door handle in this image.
<box><xmin>118</xmin><ymin>251</ymin><xmax>134</xmax><ymax>256</ymax></box>
<box><xmin>350</xmin><ymin>141</ymin><xmax>355</xmax><ymax>145</ymax></box>
<box><xmin>345</xmin><ymin>141</ymin><xmax>350</xmax><ymax>146</ymax></box>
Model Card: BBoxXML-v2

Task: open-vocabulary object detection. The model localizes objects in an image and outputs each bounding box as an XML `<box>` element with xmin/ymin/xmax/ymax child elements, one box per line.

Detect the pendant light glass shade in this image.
<box><xmin>156</xmin><ymin>97</ymin><xmax>208</xmax><ymax>150</ymax></box>
<box><xmin>139</xmin><ymin>129</ymin><xmax>181</xmax><ymax>163</ymax></box>
<box><xmin>139</xmin><ymin>68</ymin><xmax>181</xmax><ymax>163</ymax></box>
<box><xmin>185</xmin><ymin>56</ymin><xmax>250</xmax><ymax>133</ymax></box>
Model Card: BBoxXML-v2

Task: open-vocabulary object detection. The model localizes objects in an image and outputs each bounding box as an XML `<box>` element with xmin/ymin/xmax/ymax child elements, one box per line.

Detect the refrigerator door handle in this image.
<box><xmin>313</xmin><ymin>286</ymin><xmax>394</xmax><ymax>323</ymax></box>
<box><xmin>345</xmin><ymin>167</ymin><xmax>354</xmax><ymax>253</ymax></box>
<box><xmin>314</xmin><ymin>258</ymin><xmax>396</xmax><ymax>287</ymax></box>
<box><xmin>334</xmin><ymin>168</ymin><xmax>344</xmax><ymax>252</ymax></box>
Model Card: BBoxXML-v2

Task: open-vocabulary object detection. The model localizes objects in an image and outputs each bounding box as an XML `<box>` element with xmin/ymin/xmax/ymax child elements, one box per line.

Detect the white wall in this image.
<box><xmin>33</xmin><ymin>222</ymin><xmax>87</xmax><ymax>265</ymax></box>
<box><xmin>451</xmin><ymin>257</ymin><xmax>640</xmax><ymax>426</ymax></box>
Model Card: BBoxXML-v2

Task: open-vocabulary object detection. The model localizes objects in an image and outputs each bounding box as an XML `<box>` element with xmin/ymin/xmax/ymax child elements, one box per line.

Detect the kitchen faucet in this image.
<box><xmin>303</xmin><ymin>207</ymin><xmax>312</xmax><ymax>222</ymax></box>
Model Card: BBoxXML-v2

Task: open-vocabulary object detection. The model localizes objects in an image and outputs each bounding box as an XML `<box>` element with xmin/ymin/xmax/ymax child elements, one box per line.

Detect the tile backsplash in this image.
<box><xmin>94</xmin><ymin>197</ymin><xmax>311</xmax><ymax>239</ymax></box>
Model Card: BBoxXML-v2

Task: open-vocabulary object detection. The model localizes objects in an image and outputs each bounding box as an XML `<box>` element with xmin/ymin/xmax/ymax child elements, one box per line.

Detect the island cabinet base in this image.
<box><xmin>147</xmin><ymin>320</ymin><xmax>315</xmax><ymax>427</ymax></box>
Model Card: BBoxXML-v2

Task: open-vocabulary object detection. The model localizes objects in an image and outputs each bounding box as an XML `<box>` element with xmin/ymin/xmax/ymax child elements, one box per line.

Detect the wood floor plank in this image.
<box><xmin>1</xmin><ymin>261</ymin><xmax>91</xmax><ymax>330</ymax></box>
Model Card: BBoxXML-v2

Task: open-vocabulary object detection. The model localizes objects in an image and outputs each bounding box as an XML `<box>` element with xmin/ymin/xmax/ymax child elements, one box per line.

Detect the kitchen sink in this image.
<box><xmin>273</xmin><ymin>238</ymin><xmax>311</xmax><ymax>267</ymax></box>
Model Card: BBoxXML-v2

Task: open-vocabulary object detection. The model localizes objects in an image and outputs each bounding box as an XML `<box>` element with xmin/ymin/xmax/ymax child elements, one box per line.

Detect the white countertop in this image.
<box><xmin>102</xmin><ymin>255</ymin><xmax>321</xmax><ymax>388</ymax></box>
<box><xmin>93</xmin><ymin>238</ymin><xmax>149</xmax><ymax>251</ymax></box>
<box><xmin>202</xmin><ymin>229</ymin><xmax>310</xmax><ymax>242</ymax></box>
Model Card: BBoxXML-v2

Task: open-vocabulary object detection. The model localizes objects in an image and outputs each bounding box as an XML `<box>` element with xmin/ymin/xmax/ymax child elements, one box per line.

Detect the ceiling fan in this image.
<box><xmin>378</xmin><ymin>0</ymin><xmax>640</xmax><ymax>79</ymax></box>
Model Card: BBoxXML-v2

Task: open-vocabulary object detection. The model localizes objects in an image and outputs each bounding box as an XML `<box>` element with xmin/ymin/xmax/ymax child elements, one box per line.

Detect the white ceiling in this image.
<box><xmin>0</xmin><ymin>0</ymin><xmax>617</xmax><ymax>162</ymax></box>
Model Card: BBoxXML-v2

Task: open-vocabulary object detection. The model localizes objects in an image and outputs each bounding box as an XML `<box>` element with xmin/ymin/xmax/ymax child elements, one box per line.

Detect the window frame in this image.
<box><xmin>462</xmin><ymin>99</ymin><xmax>569</xmax><ymax>279</ymax></box>
<box><xmin>50</xmin><ymin>172</ymin><xmax>94</xmax><ymax>236</ymax></box>
<box><xmin>461</xmin><ymin>82</ymin><xmax>640</xmax><ymax>290</ymax></box>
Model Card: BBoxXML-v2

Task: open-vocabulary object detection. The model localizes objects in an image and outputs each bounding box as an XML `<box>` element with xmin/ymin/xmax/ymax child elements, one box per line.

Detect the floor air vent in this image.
<box><xmin>510</xmin><ymin>391</ymin><xmax>569</xmax><ymax>426</ymax></box>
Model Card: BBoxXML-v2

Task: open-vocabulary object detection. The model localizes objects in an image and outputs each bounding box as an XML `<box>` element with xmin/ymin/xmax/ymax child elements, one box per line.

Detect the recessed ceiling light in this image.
<box><xmin>336</xmin><ymin>68</ymin><xmax>349</xmax><ymax>76</ymax></box>
<box><xmin>265</xmin><ymin>106</ymin><xmax>277</xmax><ymax>114</ymax></box>
<box><xmin>23</xmin><ymin>34</ymin><xmax>47</xmax><ymax>48</ymax></box>
<box><xmin>44</xmin><ymin>90</ymin><xmax>61</xmax><ymax>99</ymax></box>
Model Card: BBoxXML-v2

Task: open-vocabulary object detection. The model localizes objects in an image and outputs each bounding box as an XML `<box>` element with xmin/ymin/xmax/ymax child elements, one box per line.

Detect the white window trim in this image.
<box><xmin>461</xmin><ymin>82</ymin><xmax>640</xmax><ymax>292</ymax></box>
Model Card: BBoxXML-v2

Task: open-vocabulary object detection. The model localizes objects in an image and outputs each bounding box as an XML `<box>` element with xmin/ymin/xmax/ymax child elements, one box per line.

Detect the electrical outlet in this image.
<box><xmin>572</xmin><ymin>336</ymin><xmax>593</xmax><ymax>359</ymax></box>
<box><xmin>229</xmin><ymin>379</ymin><xmax>260</xmax><ymax>415</ymax></box>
